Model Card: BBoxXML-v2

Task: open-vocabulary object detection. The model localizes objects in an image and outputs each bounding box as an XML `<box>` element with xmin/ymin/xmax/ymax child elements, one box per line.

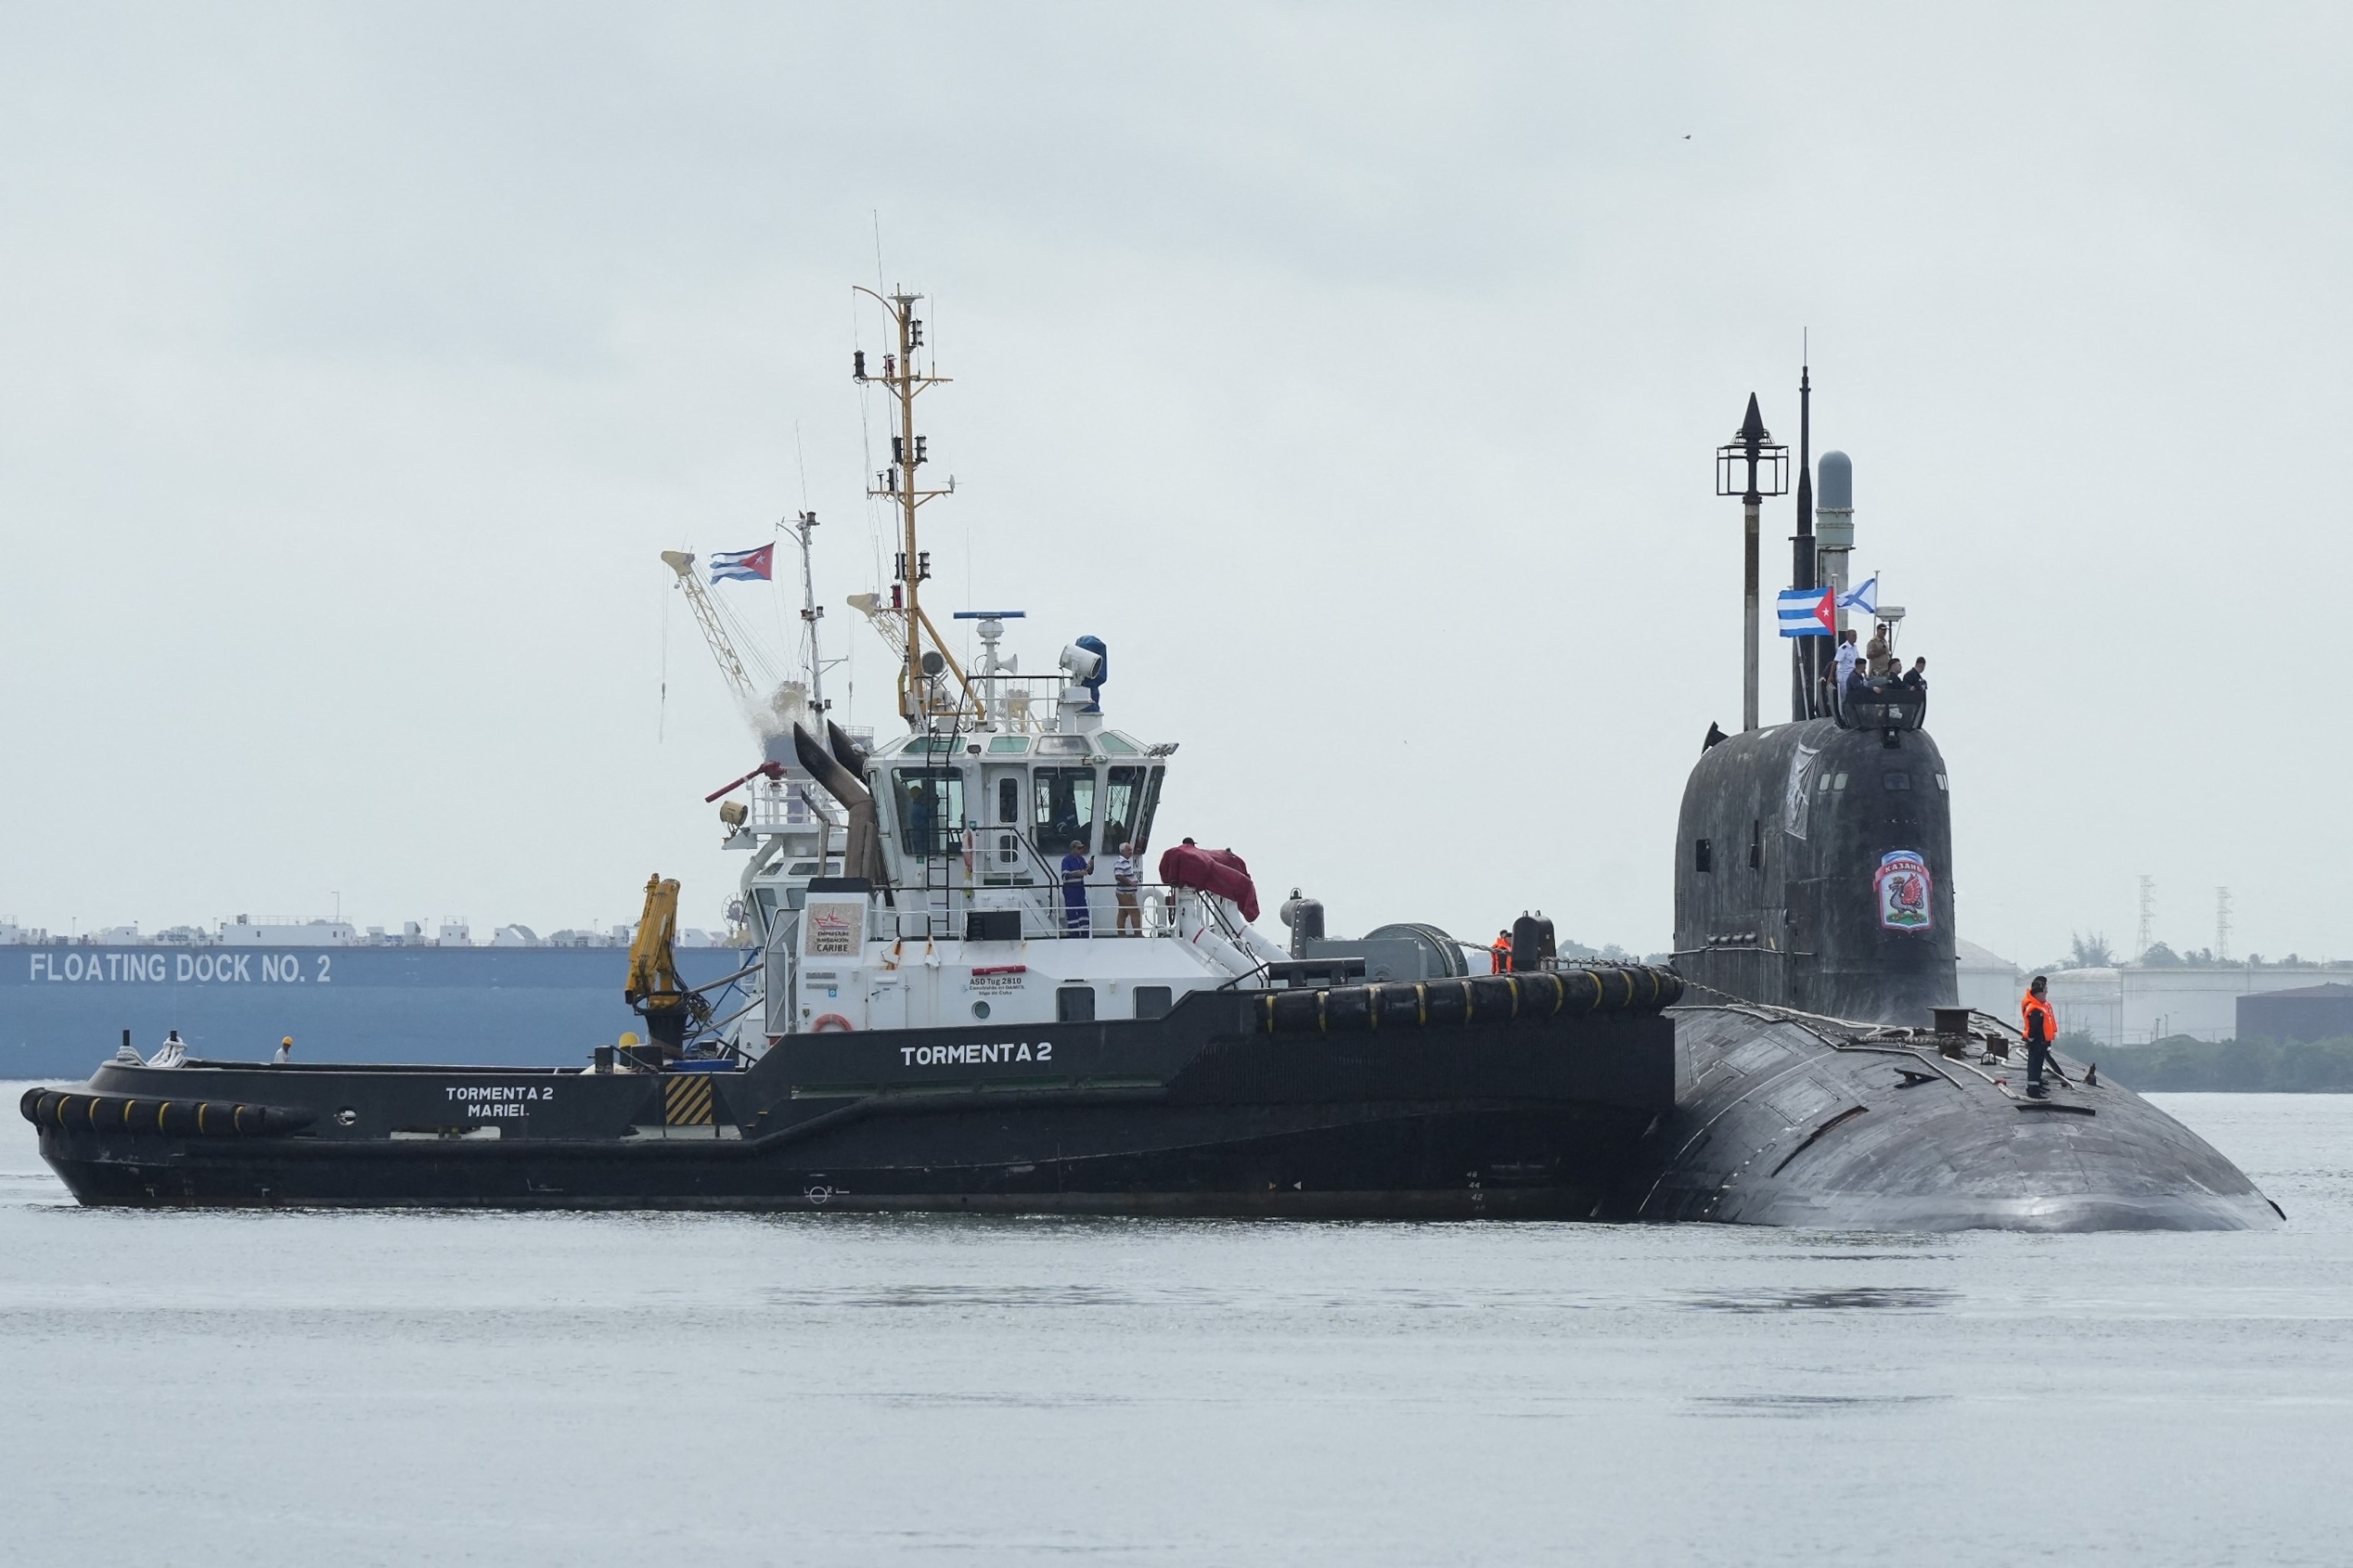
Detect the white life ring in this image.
<box><xmin>810</xmin><ymin>1013</ymin><xmax>855</xmax><ymax>1033</ymax></box>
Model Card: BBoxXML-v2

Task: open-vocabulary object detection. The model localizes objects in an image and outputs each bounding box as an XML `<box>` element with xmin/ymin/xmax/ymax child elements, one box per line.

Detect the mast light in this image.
<box><xmin>1715</xmin><ymin>394</ymin><xmax>1788</xmax><ymax>502</ymax></box>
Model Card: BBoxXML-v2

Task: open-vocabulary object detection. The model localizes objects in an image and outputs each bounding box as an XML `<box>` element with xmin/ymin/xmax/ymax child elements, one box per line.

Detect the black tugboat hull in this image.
<box><xmin>28</xmin><ymin>974</ymin><xmax>1685</xmax><ymax>1218</ymax></box>
<box><xmin>38</xmin><ymin>1100</ymin><xmax>1660</xmax><ymax>1217</ymax></box>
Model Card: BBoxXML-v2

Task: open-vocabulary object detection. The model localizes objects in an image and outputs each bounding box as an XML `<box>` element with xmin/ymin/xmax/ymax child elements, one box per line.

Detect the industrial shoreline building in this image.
<box><xmin>1955</xmin><ymin>940</ymin><xmax>2353</xmax><ymax>1047</ymax></box>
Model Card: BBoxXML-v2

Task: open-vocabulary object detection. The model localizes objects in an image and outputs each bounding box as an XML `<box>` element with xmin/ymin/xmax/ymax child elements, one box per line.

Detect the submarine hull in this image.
<box><xmin>1625</xmin><ymin>1003</ymin><xmax>2280</xmax><ymax>1231</ymax></box>
<box><xmin>26</xmin><ymin>974</ymin><xmax>1683</xmax><ymax>1217</ymax></box>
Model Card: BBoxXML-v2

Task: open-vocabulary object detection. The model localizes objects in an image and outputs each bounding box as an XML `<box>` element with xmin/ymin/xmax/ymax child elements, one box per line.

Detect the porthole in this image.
<box><xmin>971</xmin><ymin>1000</ymin><xmax>991</xmax><ymax>1020</ymax></box>
<box><xmin>335</xmin><ymin>1108</ymin><xmax>358</xmax><ymax>1127</ymax></box>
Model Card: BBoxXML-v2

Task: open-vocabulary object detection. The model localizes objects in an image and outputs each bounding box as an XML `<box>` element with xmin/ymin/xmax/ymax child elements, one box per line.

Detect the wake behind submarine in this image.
<box><xmin>1620</xmin><ymin>377</ymin><xmax>2278</xmax><ymax>1231</ymax></box>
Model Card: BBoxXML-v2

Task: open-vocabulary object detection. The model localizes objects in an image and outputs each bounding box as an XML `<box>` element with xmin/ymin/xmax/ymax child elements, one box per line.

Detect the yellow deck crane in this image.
<box><xmin>623</xmin><ymin>873</ymin><xmax>708</xmax><ymax>1059</ymax></box>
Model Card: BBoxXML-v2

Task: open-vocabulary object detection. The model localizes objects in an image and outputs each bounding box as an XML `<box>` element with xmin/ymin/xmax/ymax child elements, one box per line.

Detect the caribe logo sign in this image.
<box><xmin>1875</xmin><ymin>850</ymin><xmax>1933</xmax><ymax>931</ymax></box>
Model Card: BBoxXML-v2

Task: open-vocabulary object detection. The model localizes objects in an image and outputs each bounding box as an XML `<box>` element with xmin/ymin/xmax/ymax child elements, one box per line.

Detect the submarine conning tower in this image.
<box><xmin>1673</xmin><ymin>712</ymin><xmax>1956</xmax><ymax>1026</ymax></box>
<box><xmin>1680</xmin><ymin>418</ymin><xmax>1957</xmax><ymax>1027</ymax></box>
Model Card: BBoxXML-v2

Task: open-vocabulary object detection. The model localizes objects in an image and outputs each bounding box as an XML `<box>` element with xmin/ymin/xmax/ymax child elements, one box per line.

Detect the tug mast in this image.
<box><xmin>853</xmin><ymin>286</ymin><xmax>981</xmax><ymax>728</ymax></box>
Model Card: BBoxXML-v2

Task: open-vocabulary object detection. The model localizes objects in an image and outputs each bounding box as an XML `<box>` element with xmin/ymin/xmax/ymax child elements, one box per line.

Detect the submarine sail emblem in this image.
<box><xmin>1875</xmin><ymin>852</ymin><xmax>1932</xmax><ymax>932</ymax></box>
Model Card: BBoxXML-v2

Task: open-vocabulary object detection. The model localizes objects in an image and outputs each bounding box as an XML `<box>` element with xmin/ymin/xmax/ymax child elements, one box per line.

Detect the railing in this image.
<box><xmin>860</xmin><ymin>882</ymin><xmax>1185</xmax><ymax>942</ymax></box>
<box><xmin>1831</xmin><ymin>680</ymin><xmax>1926</xmax><ymax>732</ymax></box>
<box><xmin>744</xmin><ymin>777</ymin><xmax>834</xmax><ymax>829</ymax></box>
<box><xmin>895</xmin><ymin>670</ymin><xmax>1077</xmax><ymax>733</ymax></box>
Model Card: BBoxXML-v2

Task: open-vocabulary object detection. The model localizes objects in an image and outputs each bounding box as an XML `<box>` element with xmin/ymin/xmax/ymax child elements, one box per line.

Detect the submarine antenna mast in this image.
<box><xmin>1791</xmin><ymin>359</ymin><xmax>1815</xmax><ymax>721</ymax></box>
<box><xmin>853</xmin><ymin>285</ymin><xmax>980</xmax><ymax>728</ymax></box>
<box><xmin>1717</xmin><ymin>393</ymin><xmax>1788</xmax><ymax>732</ymax></box>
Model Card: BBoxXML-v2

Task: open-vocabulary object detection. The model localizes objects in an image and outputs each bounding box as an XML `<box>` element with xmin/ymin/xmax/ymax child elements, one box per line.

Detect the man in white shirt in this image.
<box><xmin>1834</xmin><ymin>630</ymin><xmax>1859</xmax><ymax>710</ymax></box>
<box><xmin>1112</xmin><ymin>840</ymin><xmax>1142</xmax><ymax>935</ymax></box>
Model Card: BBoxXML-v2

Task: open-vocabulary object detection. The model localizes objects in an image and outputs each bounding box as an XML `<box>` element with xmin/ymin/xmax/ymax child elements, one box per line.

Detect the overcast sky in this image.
<box><xmin>2</xmin><ymin>3</ymin><xmax>2348</xmax><ymax>965</ymax></box>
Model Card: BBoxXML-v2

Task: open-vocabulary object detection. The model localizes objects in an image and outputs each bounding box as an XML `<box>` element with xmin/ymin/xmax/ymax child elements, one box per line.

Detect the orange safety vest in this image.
<box><xmin>2021</xmin><ymin>990</ymin><xmax>2058</xmax><ymax>1046</ymax></box>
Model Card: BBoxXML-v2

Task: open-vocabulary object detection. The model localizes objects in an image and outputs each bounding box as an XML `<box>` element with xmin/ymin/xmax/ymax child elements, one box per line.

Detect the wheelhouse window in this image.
<box><xmin>1103</xmin><ymin>767</ymin><xmax>1146</xmax><ymax>856</ymax></box>
<box><xmin>1098</xmin><ymin>733</ymin><xmax>1140</xmax><ymax>755</ymax></box>
<box><xmin>1037</xmin><ymin>735</ymin><xmax>1091</xmax><ymax>757</ymax></box>
<box><xmin>1033</xmin><ymin>768</ymin><xmax>1096</xmax><ymax>855</ymax></box>
<box><xmin>996</xmin><ymin>777</ymin><xmax>1021</xmax><ymax>825</ymax></box>
<box><xmin>1056</xmin><ymin>986</ymin><xmax>1096</xmax><ymax>1023</ymax></box>
<box><xmin>1135</xmin><ymin>766</ymin><xmax>1164</xmax><ymax>853</ymax></box>
<box><xmin>892</xmin><ymin>769</ymin><xmax>966</xmax><ymax>860</ymax></box>
<box><xmin>986</xmin><ymin>735</ymin><xmax>1030</xmax><ymax>754</ymax></box>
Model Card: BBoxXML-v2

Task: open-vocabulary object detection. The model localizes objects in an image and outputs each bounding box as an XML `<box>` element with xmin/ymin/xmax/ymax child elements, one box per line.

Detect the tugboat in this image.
<box><xmin>23</xmin><ymin>283</ymin><xmax>1681</xmax><ymax>1215</ymax></box>
<box><xmin>1622</xmin><ymin>373</ymin><xmax>2280</xmax><ymax>1231</ymax></box>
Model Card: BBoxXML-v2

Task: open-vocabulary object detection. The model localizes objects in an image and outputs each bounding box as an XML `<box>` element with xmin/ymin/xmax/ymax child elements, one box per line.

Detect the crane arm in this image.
<box><xmin>662</xmin><ymin>551</ymin><xmax>757</xmax><ymax>705</ymax></box>
<box><xmin>623</xmin><ymin>874</ymin><xmax>685</xmax><ymax>1010</ymax></box>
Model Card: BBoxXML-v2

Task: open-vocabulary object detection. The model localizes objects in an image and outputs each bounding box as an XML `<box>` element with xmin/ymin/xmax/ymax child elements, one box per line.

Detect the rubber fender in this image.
<box><xmin>1467</xmin><ymin>975</ymin><xmax>1522</xmax><ymax>1018</ymax></box>
<box><xmin>1256</xmin><ymin>964</ymin><xmax>1680</xmax><ymax>1036</ymax></box>
<box><xmin>1421</xmin><ymin>980</ymin><xmax>1471</xmax><ymax>1029</ymax></box>
<box><xmin>21</xmin><ymin>1088</ymin><xmax>315</xmax><ymax>1138</ymax></box>
<box><xmin>1264</xmin><ymin>989</ymin><xmax>1324</xmax><ymax>1033</ymax></box>
<box><xmin>1323</xmin><ymin>986</ymin><xmax>1373</xmax><ymax>1030</ymax></box>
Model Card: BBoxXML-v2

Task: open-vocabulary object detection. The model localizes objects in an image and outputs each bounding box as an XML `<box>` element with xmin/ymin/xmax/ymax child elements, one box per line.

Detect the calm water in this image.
<box><xmin>5</xmin><ymin>1089</ymin><xmax>2350</xmax><ymax>1566</ymax></box>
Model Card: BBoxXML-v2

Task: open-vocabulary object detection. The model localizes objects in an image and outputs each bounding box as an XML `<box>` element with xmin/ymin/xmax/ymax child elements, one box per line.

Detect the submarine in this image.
<box><xmin>1619</xmin><ymin>378</ymin><xmax>2279</xmax><ymax>1231</ymax></box>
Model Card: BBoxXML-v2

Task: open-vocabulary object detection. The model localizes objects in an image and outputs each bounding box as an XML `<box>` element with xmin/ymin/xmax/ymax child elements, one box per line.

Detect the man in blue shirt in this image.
<box><xmin>1060</xmin><ymin>839</ymin><xmax>1094</xmax><ymax>936</ymax></box>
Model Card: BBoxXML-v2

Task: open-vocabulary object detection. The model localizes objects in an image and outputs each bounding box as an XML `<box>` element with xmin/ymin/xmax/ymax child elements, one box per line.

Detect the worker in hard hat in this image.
<box><xmin>2020</xmin><ymin>977</ymin><xmax>2059</xmax><ymax>1099</ymax></box>
<box><xmin>273</xmin><ymin>1035</ymin><xmax>295</xmax><ymax>1066</ymax></box>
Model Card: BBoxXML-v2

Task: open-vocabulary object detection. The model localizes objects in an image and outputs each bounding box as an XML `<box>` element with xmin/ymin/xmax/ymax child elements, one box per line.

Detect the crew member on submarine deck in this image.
<box><xmin>2021</xmin><ymin>976</ymin><xmax>2059</xmax><ymax>1099</ymax></box>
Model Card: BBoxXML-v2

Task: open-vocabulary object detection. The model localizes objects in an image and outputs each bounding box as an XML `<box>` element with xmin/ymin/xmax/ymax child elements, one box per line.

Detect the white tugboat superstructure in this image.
<box><xmin>712</xmin><ymin>284</ymin><xmax>1287</xmax><ymax>1052</ymax></box>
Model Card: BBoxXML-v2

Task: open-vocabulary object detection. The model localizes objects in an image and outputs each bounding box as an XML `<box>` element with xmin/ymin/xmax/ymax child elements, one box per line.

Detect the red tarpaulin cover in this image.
<box><xmin>1157</xmin><ymin>844</ymin><xmax>1260</xmax><ymax>922</ymax></box>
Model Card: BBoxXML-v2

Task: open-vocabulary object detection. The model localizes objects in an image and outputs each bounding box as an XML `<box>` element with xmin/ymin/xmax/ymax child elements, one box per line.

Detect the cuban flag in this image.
<box><xmin>1840</xmin><ymin>574</ymin><xmax>1879</xmax><ymax>617</ymax></box>
<box><xmin>1777</xmin><ymin>584</ymin><xmax>1835</xmax><ymax>637</ymax></box>
<box><xmin>709</xmin><ymin>544</ymin><xmax>774</xmax><ymax>583</ymax></box>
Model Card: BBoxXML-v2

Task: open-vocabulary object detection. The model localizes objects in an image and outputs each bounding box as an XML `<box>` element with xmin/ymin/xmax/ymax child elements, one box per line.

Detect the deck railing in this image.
<box><xmin>862</xmin><ymin>882</ymin><xmax>1183</xmax><ymax>942</ymax></box>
